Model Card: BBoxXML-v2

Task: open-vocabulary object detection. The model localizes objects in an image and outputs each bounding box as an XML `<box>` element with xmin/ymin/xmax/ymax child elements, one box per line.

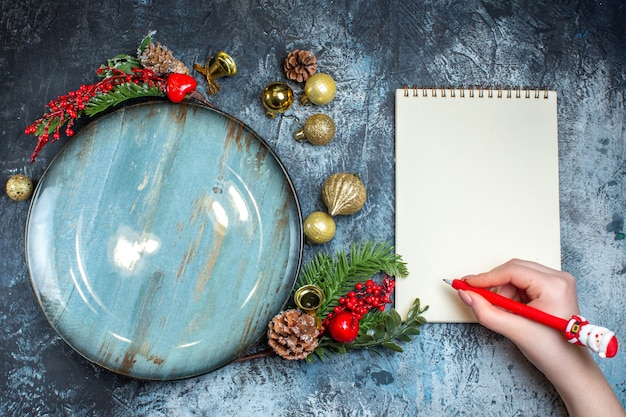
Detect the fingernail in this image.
<box><xmin>458</xmin><ymin>289</ymin><xmax>473</xmax><ymax>306</ymax></box>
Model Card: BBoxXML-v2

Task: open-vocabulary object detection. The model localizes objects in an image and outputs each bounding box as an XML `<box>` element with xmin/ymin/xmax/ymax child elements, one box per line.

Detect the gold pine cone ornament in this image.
<box><xmin>322</xmin><ymin>173</ymin><xmax>367</xmax><ymax>216</ymax></box>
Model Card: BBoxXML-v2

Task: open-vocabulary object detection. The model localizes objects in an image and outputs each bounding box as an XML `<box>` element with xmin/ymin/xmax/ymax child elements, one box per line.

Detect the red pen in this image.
<box><xmin>444</xmin><ymin>279</ymin><xmax>619</xmax><ymax>358</ymax></box>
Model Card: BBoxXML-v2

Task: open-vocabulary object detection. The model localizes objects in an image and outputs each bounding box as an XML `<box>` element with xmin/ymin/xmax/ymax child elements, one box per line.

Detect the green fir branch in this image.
<box><xmin>84</xmin><ymin>83</ymin><xmax>164</xmax><ymax>117</ymax></box>
<box><xmin>296</xmin><ymin>241</ymin><xmax>409</xmax><ymax>318</ymax></box>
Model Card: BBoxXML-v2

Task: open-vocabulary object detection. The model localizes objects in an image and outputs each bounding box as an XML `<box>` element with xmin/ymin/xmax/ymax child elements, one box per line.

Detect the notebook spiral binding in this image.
<box><xmin>402</xmin><ymin>85</ymin><xmax>550</xmax><ymax>99</ymax></box>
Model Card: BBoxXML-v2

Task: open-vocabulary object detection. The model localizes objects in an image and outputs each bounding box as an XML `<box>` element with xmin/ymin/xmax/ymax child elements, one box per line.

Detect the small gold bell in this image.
<box><xmin>194</xmin><ymin>51</ymin><xmax>237</xmax><ymax>95</ymax></box>
<box><xmin>5</xmin><ymin>174</ymin><xmax>34</xmax><ymax>201</ymax></box>
<box><xmin>262</xmin><ymin>82</ymin><xmax>294</xmax><ymax>118</ymax></box>
<box><xmin>294</xmin><ymin>114</ymin><xmax>336</xmax><ymax>145</ymax></box>
<box><xmin>301</xmin><ymin>73</ymin><xmax>336</xmax><ymax>105</ymax></box>
<box><xmin>294</xmin><ymin>284</ymin><xmax>325</xmax><ymax>314</ymax></box>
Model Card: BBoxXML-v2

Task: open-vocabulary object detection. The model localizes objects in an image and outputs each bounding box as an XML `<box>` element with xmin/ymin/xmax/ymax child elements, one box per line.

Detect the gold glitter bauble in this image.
<box><xmin>293</xmin><ymin>114</ymin><xmax>336</xmax><ymax>145</ymax></box>
<box><xmin>303</xmin><ymin>211</ymin><xmax>336</xmax><ymax>244</ymax></box>
<box><xmin>301</xmin><ymin>73</ymin><xmax>336</xmax><ymax>105</ymax></box>
<box><xmin>321</xmin><ymin>173</ymin><xmax>367</xmax><ymax>216</ymax></box>
<box><xmin>262</xmin><ymin>82</ymin><xmax>294</xmax><ymax>118</ymax></box>
<box><xmin>5</xmin><ymin>174</ymin><xmax>34</xmax><ymax>201</ymax></box>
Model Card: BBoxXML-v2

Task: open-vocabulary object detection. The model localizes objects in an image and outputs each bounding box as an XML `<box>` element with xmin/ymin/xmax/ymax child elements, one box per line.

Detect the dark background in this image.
<box><xmin>1</xmin><ymin>1</ymin><xmax>624</xmax><ymax>416</ymax></box>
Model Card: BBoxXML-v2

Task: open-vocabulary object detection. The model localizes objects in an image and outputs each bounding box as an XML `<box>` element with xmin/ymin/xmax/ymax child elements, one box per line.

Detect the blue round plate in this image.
<box><xmin>26</xmin><ymin>102</ymin><xmax>303</xmax><ymax>380</ymax></box>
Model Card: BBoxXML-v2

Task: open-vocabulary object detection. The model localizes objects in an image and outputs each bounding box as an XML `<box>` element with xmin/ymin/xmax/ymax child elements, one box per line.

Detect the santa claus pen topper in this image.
<box><xmin>444</xmin><ymin>279</ymin><xmax>619</xmax><ymax>358</ymax></box>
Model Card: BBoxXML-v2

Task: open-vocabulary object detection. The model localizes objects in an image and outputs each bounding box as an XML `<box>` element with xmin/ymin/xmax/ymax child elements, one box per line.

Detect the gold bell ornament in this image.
<box><xmin>293</xmin><ymin>113</ymin><xmax>336</xmax><ymax>145</ymax></box>
<box><xmin>300</xmin><ymin>73</ymin><xmax>336</xmax><ymax>105</ymax></box>
<box><xmin>321</xmin><ymin>173</ymin><xmax>367</xmax><ymax>216</ymax></box>
<box><xmin>303</xmin><ymin>211</ymin><xmax>336</xmax><ymax>244</ymax></box>
<box><xmin>262</xmin><ymin>82</ymin><xmax>294</xmax><ymax>118</ymax></box>
<box><xmin>294</xmin><ymin>284</ymin><xmax>324</xmax><ymax>315</ymax></box>
<box><xmin>5</xmin><ymin>174</ymin><xmax>34</xmax><ymax>201</ymax></box>
<box><xmin>294</xmin><ymin>284</ymin><xmax>325</xmax><ymax>329</ymax></box>
<box><xmin>193</xmin><ymin>51</ymin><xmax>237</xmax><ymax>95</ymax></box>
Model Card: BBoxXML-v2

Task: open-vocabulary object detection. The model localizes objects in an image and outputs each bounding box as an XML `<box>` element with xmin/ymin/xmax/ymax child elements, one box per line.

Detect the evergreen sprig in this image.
<box><xmin>294</xmin><ymin>241</ymin><xmax>427</xmax><ymax>363</ymax></box>
<box><xmin>296</xmin><ymin>240</ymin><xmax>409</xmax><ymax>318</ymax></box>
<box><xmin>308</xmin><ymin>299</ymin><xmax>428</xmax><ymax>362</ymax></box>
<box><xmin>85</xmin><ymin>83</ymin><xmax>164</xmax><ymax>117</ymax></box>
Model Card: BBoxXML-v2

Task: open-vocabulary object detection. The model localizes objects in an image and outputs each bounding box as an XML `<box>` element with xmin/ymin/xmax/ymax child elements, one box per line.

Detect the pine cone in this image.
<box><xmin>140</xmin><ymin>42</ymin><xmax>190</xmax><ymax>76</ymax></box>
<box><xmin>268</xmin><ymin>309</ymin><xmax>320</xmax><ymax>360</ymax></box>
<box><xmin>284</xmin><ymin>50</ymin><xmax>317</xmax><ymax>82</ymax></box>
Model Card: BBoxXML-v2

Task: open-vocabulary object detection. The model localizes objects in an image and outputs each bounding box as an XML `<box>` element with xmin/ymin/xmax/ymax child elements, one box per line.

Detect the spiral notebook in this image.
<box><xmin>395</xmin><ymin>86</ymin><xmax>561</xmax><ymax>323</ymax></box>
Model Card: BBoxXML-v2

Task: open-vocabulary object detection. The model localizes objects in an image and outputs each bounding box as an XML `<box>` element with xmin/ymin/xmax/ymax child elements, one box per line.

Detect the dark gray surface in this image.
<box><xmin>1</xmin><ymin>1</ymin><xmax>624</xmax><ymax>415</ymax></box>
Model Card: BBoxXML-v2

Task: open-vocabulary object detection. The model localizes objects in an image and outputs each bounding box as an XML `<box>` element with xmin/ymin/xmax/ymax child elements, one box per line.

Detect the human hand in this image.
<box><xmin>455</xmin><ymin>259</ymin><xmax>625</xmax><ymax>417</ymax></box>
<box><xmin>457</xmin><ymin>258</ymin><xmax>579</xmax><ymax>364</ymax></box>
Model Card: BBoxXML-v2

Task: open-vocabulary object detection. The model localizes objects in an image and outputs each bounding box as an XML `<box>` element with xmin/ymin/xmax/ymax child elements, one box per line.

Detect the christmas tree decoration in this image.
<box><xmin>301</xmin><ymin>73</ymin><xmax>336</xmax><ymax>105</ymax></box>
<box><xmin>5</xmin><ymin>174</ymin><xmax>33</xmax><ymax>201</ymax></box>
<box><xmin>293</xmin><ymin>113</ymin><xmax>336</xmax><ymax>145</ymax></box>
<box><xmin>321</xmin><ymin>173</ymin><xmax>367</xmax><ymax>216</ymax></box>
<box><xmin>193</xmin><ymin>51</ymin><xmax>237</xmax><ymax>95</ymax></box>
<box><xmin>327</xmin><ymin>311</ymin><xmax>359</xmax><ymax>343</ymax></box>
<box><xmin>267</xmin><ymin>309</ymin><xmax>320</xmax><ymax>360</ymax></box>
<box><xmin>261</xmin><ymin>82</ymin><xmax>294</xmax><ymax>117</ymax></box>
<box><xmin>24</xmin><ymin>32</ymin><xmax>202</xmax><ymax>161</ymax></box>
<box><xmin>294</xmin><ymin>284</ymin><xmax>325</xmax><ymax>315</ymax></box>
<box><xmin>165</xmin><ymin>73</ymin><xmax>197</xmax><ymax>103</ymax></box>
<box><xmin>325</xmin><ymin>276</ymin><xmax>396</xmax><ymax>323</ymax></box>
<box><xmin>140</xmin><ymin>42</ymin><xmax>190</xmax><ymax>75</ymax></box>
<box><xmin>284</xmin><ymin>50</ymin><xmax>317</xmax><ymax>82</ymax></box>
<box><xmin>303</xmin><ymin>211</ymin><xmax>336</xmax><ymax>244</ymax></box>
<box><xmin>290</xmin><ymin>241</ymin><xmax>428</xmax><ymax>362</ymax></box>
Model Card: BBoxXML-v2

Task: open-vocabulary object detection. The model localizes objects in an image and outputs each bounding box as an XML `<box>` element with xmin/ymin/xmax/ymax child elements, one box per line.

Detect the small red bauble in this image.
<box><xmin>327</xmin><ymin>311</ymin><xmax>359</xmax><ymax>343</ymax></box>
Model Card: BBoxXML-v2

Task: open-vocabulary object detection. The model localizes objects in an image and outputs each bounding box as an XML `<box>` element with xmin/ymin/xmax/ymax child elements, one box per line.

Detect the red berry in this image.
<box><xmin>327</xmin><ymin>311</ymin><xmax>359</xmax><ymax>343</ymax></box>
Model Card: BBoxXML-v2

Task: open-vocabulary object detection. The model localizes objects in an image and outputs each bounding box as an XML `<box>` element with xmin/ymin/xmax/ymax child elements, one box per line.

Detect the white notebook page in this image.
<box><xmin>395</xmin><ymin>87</ymin><xmax>561</xmax><ymax>323</ymax></box>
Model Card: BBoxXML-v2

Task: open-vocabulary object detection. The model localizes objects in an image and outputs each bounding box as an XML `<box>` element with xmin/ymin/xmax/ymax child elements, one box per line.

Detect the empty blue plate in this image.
<box><xmin>26</xmin><ymin>102</ymin><xmax>303</xmax><ymax>380</ymax></box>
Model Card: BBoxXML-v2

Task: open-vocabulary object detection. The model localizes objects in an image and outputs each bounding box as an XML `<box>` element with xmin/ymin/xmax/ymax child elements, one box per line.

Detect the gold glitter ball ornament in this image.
<box><xmin>262</xmin><ymin>82</ymin><xmax>294</xmax><ymax>118</ymax></box>
<box><xmin>303</xmin><ymin>211</ymin><xmax>336</xmax><ymax>244</ymax></box>
<box><xmin>301</xmin><ymin>73</ymin><xmax>336</xmax><ymax>105</ymax></box>
<box><xmin>5</xmin><ymin>174</ymin><xmax>34</xmax><ymax>201</ymax></box>
<box><xmin>293</xmin><ymin>114</ymin><xmax>336</xmax><ymax>145</ymax></box>
<box><xmin>321</xmin><ymin>173</ymin><xmax>367</xmax><ymax>216</ymax></box>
